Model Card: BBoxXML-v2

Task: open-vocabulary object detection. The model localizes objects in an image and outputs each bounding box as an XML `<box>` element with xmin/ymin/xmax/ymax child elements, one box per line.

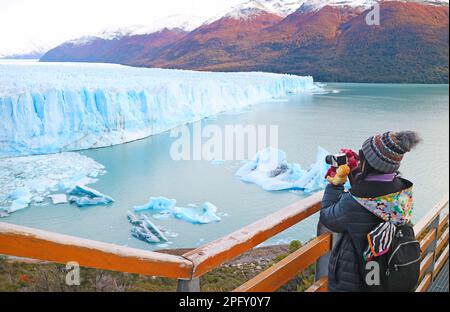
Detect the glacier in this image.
<box><xmin>236</xmin><ymin>147</ymin><xmax>333</xmax><ymax>193</ymax></box>
<box><xmin>0</xmin><ymin>61</ymin><xmax>319</xmax><ymax>158</ymax></box>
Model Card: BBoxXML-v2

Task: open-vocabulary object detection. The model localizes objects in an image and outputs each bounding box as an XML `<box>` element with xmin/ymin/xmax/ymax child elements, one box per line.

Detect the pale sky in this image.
<box><xmin>0</xmin><ymin>0</ymin><xmax>243</xmax><ymax>56</ymax></box>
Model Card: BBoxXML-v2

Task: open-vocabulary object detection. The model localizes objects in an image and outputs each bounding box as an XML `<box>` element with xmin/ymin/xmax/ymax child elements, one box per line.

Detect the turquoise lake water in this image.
<box><xmin>4</xmin><ymin>83</ymin><xmax>449</xmax><ymax>251</ymax></box>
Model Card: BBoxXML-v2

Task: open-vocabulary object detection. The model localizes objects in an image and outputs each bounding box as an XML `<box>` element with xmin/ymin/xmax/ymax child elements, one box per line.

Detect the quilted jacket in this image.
<box><xmin>319</xmin><ymin>177</ymin><xmax>413</xmax><ymax>292</ymax></box>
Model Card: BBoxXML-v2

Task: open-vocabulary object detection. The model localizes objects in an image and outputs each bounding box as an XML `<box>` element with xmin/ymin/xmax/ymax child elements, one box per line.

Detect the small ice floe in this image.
<box><xmin>236</xmin><ymin>147</ymin><xmax>331</xmax><ymax>193</ymax></box>
<box><xmin>134</xmin><ymin>197</ymin><xmax>223</xmax><ymax>225</ymax></box>
<box><xmin>131</xmin><ymin>226</ymin><xmax>161</xmax><ymax>244</ymax></box>
<box><xmin>134</xmin><ymin>197</ymin><xmax>176</xmax><ymax>213</ymax></box>
<box><xmin>68</xmin><ymin>185</ymin><xmax>114</xmax><ymax>207</ymax></box>
<box><xmin>6</xmin><ymin>187</ymin><xmax>32</xmax><ymax>213</ymax></box>
<box><xmin>127</xmin><ymin>211</ymin><xmax>169</xmax><ymax>244</ymax></box>
<box><xmin>49</xmin><ymin>194</ymin><xmax>68</xmax><ymax>205</ymax></box>
<box><xmin>173</xmin><ymin>202</ymin><xmax>222</xmax><ymax>225</ymax></box>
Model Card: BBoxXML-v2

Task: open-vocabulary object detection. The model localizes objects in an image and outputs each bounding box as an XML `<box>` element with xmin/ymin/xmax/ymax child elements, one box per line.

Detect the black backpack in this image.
<box><xmin>362</xmin><ymin>225</ymin><xmax>421</xmax><ymax>292</ymax></box>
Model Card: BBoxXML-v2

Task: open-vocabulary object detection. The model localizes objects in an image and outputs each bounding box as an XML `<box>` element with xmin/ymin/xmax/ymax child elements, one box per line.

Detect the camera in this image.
<box><xmin>325</xmin><ymin>154</ymin><xmax>348</xmax><ymax>168</ymax></box>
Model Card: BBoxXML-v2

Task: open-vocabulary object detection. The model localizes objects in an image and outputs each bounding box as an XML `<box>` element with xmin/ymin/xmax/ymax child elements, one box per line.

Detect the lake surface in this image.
<box><xmin>4</xmin><ymin>83</ymin><xmax>449</xmax><ymax>251</ymax></box>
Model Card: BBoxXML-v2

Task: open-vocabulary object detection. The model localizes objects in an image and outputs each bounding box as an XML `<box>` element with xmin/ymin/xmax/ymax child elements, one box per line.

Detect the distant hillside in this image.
<box><xmin>40</xmin><ymin>1</ymin><xmax>449</xmax><ymax>83</ymax></box>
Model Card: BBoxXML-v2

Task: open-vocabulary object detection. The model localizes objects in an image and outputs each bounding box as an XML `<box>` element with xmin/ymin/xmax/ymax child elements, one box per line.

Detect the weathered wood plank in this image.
<box><xmin>0</xmin><ymin>222</ymin><xmax>192</xmax><ymax>279</ymax></box>
<box><xmin>419</xmin><ymin>252</ymin><xmax>434</xmax><ymax>280</ymax></box>
<box><xmin>420</xmin><ymin>228</ymin><xmax>437</xmax><ymax>253</ymax></box>
<box><xmin>415</xmin><ymin>194</ymin><xmax>449</xmax><ymax>239</ymax></box>
<box><xmin>416</xmin><ymin>273</ymin><xmax>432</xmax><ymax>292</ymax></box>
<box><xmin>232</xmin><ymin>233</ymin><xmax>331</xmax><ymax>292</ymax></box>
<box><xmin>434</xmin><ymin>246</ymin><xmax>449</xmax><ymax>276</ymax></box>
<box><xmin>305</xmin><ymin>277</ymin><xmax>328</xmax><ymax>293</ymax></box>
<box><xmin>436</xmin><ymin>228</ymin><xmax>449</xmax><ymax>255</ymax></box>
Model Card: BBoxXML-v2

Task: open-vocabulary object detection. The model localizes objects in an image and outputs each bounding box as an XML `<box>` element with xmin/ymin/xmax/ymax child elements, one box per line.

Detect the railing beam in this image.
<box><xmin>0</xmin><ymin>222</ymin><xmax>192</xmax><ymax>279</ymax></box>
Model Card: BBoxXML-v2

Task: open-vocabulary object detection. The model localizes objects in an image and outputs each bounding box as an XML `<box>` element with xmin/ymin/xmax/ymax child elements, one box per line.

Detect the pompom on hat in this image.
<box><xmin>361</xmin><ymin>131</ymin><xmax>422</xmax><ymax>173</ymax></box>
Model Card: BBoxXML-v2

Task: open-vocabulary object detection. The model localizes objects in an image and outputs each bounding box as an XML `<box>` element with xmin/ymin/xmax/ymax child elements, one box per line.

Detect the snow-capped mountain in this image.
<box><xmin>40</xmin><ymin>0</ymin><xmax>449</xmax><ymax>83</ymax></box>
<box><xmin>68</xmin><ymin>15</ymin><xmax>205</xmax><ymax>46</ymax></box>
<box><xmin>0</xmin><ymin>42</ymin><xmax>50</xmax><ymax>59</ymax></box>
<box><xmin>214</xmin><ymin>0</ymin><xmax>449</xmax><ymax>20</ymax></box>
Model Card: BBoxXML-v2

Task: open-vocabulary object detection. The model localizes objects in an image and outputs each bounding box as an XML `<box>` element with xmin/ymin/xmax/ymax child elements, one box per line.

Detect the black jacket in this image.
<box><xmin>319</xmin><ymin>177</ymin><xmax>413</xmax><ymax>292</ymax></box>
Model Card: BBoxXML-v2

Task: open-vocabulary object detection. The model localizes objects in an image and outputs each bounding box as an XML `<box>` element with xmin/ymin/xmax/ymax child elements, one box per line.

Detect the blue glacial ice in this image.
<box><xmin>127</xmin><ymin>211</ymin><xmax>169</xmax><ymax>244</ymax></box>
<box><xmin>134</xmin><ymin>197</ymin><xmax>222</xmax><ymax>225</ymax></box>
<box><xmin>236</xmin><ymin>147</ymin><xmax>331</xmax><ymax>193</ymax></box>
<box><xmin>134</xmin><ymin>197</ymin><xmax>177</xmax><ymax>213</ymax></box>
<box><xmin>0</xmin><ymin>152</ymin><xmax>112</xmax><ymax>216</ymax></box>
<box><xmin>172</xmin><ymin>202</ymin><xmax>222</xmax><ymax>225</ymax></box>
<box><xmin>68</xmin><ymin>184</ymin><xmax>114</xmax><ymax>207</ymax></box>
<box><xmin>0</xmin><ymin>61</ymin><xmax>320</xmax><ymax>158</ymax></box>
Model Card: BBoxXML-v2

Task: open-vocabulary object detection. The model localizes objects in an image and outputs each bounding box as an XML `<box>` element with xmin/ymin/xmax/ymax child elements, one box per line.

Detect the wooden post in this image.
<box><xmin>315</xmin><ymin>222</ymin><xmax>339</xmax><ymax>281</ymax></box>
<box><xmin>177</xmin><ymin>278</ymin><xmax>200</xmax><ymax>292</ymax></box>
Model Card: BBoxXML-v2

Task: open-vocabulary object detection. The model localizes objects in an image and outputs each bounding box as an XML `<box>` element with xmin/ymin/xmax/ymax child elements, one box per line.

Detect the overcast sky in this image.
<box><xmin>0</xmin><ymin>0</ymin><xmax>243</xmax><ymax>55</ymax></box>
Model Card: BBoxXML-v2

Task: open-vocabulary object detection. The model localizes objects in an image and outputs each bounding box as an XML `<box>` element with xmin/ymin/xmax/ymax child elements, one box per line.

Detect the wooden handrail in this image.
<box><xmin>0</xmin><ymin>222</ymin><xmax>192</xmax><ymax>279</ymax></box>
<box><xmin>305</xmin><ymin>277</ymin><xmax>328</xmax><ymax>293</ymax></box>
<box><xmin>233</xmin><ymin>233</ymin><xmax>332</xmax><ymax>292</ymax></box>
<box><xmin>416</xmin><ymin>273</ymin><xmax>432</xmax><ymax>293</ymax></box>
<box><xmin>183</xmin><ymin>191</ymin><xmax>324</xmax><ymax>278</ymax></box>
<box><xmin>414</xmin><ymin>194</ymin><xmax>449</xmax><ymax>239</ymax></box>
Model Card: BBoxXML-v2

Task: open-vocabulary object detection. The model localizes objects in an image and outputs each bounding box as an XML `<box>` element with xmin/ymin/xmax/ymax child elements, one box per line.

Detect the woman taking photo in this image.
<box><xmin>320</xmin><ymin>131</ymin><xmax>422</xmax><ymax>292</ymax></box>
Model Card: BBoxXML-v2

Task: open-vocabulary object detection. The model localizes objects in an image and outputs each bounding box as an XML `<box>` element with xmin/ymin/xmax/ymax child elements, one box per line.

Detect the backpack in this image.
<box><xmin>362</xmin><ymin>224</ymin><xmax>421</xmax><ymax>292</ymax></box>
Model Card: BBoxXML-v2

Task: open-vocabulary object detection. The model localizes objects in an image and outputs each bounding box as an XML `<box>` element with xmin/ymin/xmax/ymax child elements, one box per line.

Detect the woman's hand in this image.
<box><xmin>327</xmin><ymin>164</ymin><xmax>351</xmax><ymax>186</ymax></box>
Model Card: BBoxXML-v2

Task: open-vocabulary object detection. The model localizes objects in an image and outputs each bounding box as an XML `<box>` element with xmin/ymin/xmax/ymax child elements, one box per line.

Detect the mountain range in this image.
<box><xmin>40</xmin><ymin>0</ymin><xmax>449</xmax><ymax>83</ymax></box>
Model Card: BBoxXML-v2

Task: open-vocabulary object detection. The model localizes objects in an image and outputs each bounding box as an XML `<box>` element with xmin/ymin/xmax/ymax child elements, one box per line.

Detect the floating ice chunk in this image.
<box><xmin>68</xmin><ymin>185</ymin><xmax>114</xmax><ymax>207</ymax></box>
<box><xmin>6</xmin><ymin>187</ymin><xmax>32</xmax><ymax>213</ymax></box>
<box><xmin>131</xmin><ymin>226</ymin><xmax>161</xmax><ymax>244</ymax></box>
<box><xmin>49</xmin><ymin>194</ymin><xmax>68</xmax><ymax>205</ymax></box>
<box><xmin>141</xmin><ymin>215</ymin><xmax>168</xmax><ymax>242</ymax></box>
<box><xmin>127</xmin><ymin>211</ymin><xmax>169</xmax><ymax>244</ymax></box>
<box><xmin>236</xmin><ymin>147</ymin><xmax>331</xmax><ymax>193</ymax></box>
<box><xmin>134</xmin><ymin>197</ymin><xmax>177</xmax><ymax>213</ymax></box>
<box><xmin>172</xmin><ymin>202</ymin><xmax>222</xmax><ymax>224</ymax></box>
<box><xmin>0</xmin><ymin>152</ymin><xmax>106</xmax><ymax>216</ymax></box>
<box><xmin>127</xmin><ymin>210</ymin><xmax>142</xmax><ymax>226</ymax></box>
<box><xmin>0</xmin><ymin>210</ymin><xmax>9</xmax><ymax>218</ymax></box>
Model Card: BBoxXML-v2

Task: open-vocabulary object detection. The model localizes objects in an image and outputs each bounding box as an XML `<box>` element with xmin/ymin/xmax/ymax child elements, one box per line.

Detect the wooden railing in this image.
<box><xmin>0</xmin><ymin>191</ymin><xmax>448</xmax><ymax>292</ymax></box>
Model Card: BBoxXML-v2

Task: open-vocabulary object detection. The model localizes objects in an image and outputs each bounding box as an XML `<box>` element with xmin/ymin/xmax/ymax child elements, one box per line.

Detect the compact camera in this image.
<box><xmin>325</xmin><ymin>154</ymin><xmax>348</xmax><ymax>168</ymax></box>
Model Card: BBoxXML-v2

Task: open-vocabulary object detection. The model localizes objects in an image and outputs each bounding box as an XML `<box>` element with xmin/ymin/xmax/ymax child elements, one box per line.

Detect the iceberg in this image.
<box><xmin>134</xmin><ymin>197</ymin><xmax>177</xmax><ymax>213</ymax></box>
<box><xmin>127</xmin><ymin>211</ymin><xmax>168</xmax><ymax>244</ymax></box>
<box><xmin>236</xmin><ymin>147</ymin><xmax>331</xmax><ymax>193</ymax></box>
<box><xmin>131</xmin><ymin>226</ymin><xmax>161</xmax><ymax>244</ymax></box>
<box><xmin>49</xmin><ymin>194</ymin><xmax>68</xmax><ymax>205</ymax></box>
<box><xmin>68</xmin><ymin>184</ymin><xmax>114</xmax><ymax>207</ymax></box>
<box><xmin>0</xmin><ymin>152</ymin><xmax>108</xmax><ymax>216</ymax></box>
<box><xmin>0</xmin><ymin>62</ymin><xmax>320</xmax><ymax>158</ymax></box>
<box><xmin>172</xmin><ymin>202</ymin><xmax>222</xmax><ymax>225</ymax></box>
<box><xmin>134</xmin><ymin>197</ymin><xmax>223</xmax><ymax>225</ymax></box>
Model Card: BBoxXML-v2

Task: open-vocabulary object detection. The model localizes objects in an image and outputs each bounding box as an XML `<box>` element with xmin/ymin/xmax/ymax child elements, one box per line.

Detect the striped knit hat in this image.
<box><xmin>361</xmin><ymin>131</ymin><xmax>422</xmax><ymax>173</ymax></box>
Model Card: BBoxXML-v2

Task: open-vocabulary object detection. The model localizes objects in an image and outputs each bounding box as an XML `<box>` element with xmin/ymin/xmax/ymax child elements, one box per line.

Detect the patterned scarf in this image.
<box><xmin>352</xmin><ymin>187</ymin><xmax>414</xmax><ymax>261</ymax></box>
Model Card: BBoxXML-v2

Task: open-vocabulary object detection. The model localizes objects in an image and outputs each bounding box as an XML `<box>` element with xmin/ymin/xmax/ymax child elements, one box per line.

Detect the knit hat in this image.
<box><xmin>361</xmin><ymin>131</ymin><xmax>422</xmax><ymax>173</ymax></box>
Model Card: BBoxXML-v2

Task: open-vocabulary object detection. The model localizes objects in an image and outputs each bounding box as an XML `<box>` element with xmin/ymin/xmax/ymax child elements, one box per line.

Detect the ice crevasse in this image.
<box><xmin>0</xmin><ymin>62</ymin><xmax>320</xmax><ymax>158</ymax></box>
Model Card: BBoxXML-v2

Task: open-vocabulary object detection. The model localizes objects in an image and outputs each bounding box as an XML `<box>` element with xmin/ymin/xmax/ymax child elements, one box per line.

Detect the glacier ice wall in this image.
<box><xmin>0</xmin><ymin>61</ymin><xmax>319</xmax><ymax>158</ymax></box>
